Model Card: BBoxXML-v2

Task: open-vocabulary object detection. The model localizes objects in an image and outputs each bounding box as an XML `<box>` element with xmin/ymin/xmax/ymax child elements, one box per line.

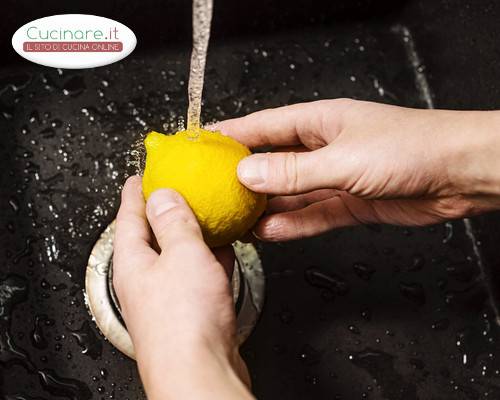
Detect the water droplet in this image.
<box><xmin>304</xmin><ymin>266</ymin><xmax>350</xmax><ymax>296</ymax></box>
<box><xmin>443</xmin><ymin>222</ymin><xmax>454</xmax><ymax>243</ymax></box>
<box><xmin>352</xmin><ymin>263</ymin><xmax>375</xmax><ymax>281</ymax></box>
<box><xmin>100</xmin><ymin>368</ymin><xmax>108</xmax><ymax>379</ymax></box>
<box><xmin>408</xmin><ymin>255</ymin><xmax>425</xmax><ymax>272</ymax></box>
<box><xmin>305</xmin><ymin>374</ymin><xmax>319</xmax><ymax>385</ymax></box>
<box><xmin>8</xmin><ymin>198</ymin><xmax>19</xmax><ymax>213</ymax></box>
<box><xmin>0</xmin><ymin>275</ymin><xmax>34</xmax><ymax>370</ymax></box>
<box><xmin>399</xmin><ymin>282</ymin><xmax>426</xmax><ymax>305</ymax></box>
<box><xmin>272</xmin><ymin>344</ymin><xmax>286</xmax><ymax>355</ymax></box>
<box><xmin>360</xmin><ymin>308</ymin><xmax>372</xmax><ymax>321</ymax></box>
<box><xmin>350</xmin><ymin>349</ymin><xmax>417</xmax><ymax>399</ymax></box>
<box><xmin>70</xmin><ymin>320</ymin><xmax>102</xmax><ymax>360</ymax></box>
<box><xmin>38</xmin><ymin>369</ymin><xmax>92</xmax><ymax>400</ymax></box>
<box><xmin>51</xmin><ymin>119</ymin><xmax>63</xmax><ymax>129</ymax></box>
<box><xmin>446</xmin><ymin>262</ymin><xmax>476</xmax><ymax>283</ymax></box>
<box><xmin>409</xmin><ymin>358</ymin><xmax>425</xmax><ymax>370</ymax></box>
<box><xmin>31</xmin><ymin>314</ymin><xmax>48</xmax><ymax>349</ymax></box>
<box><xmin>40</xmin><ymin>127</ymin><xmax>56</xmax><ymax>138</ymax></box>
<box><xmin>431</xmin><ymin>318</ymin><xmax>450</xmax><ymax>331</ymax></box>
<box><xmin>0</xmin><ymin>73</ymin><xmax>32</xmax><ymax>92</ymax></box>
<box><xmin>62</xmin><ymin>76</ymin><xmax>86</xmax><ymax>96</ymax></box>
<box><xmin>348</xmin><ymin>324</ymin><xmax>361</xmax><ymax>334</ymax></box>
<box><xmin>29</xmin><ymin>111</ymin><xmax>40</xmax><ymax>124</ymax></box>
<box><xmin>298</xmin><ymin>344</ymin><xmax>321</xmax><ymax>365</ymax></box>
<box><xmin>278</xmin><ymin>308</ymin><xmax>294</xmax><ymax>325</ymax></box>
<box><xmin>40</xmin><ymin>73</ymin><xmax>59</xmax><ymax>92</ymax></box>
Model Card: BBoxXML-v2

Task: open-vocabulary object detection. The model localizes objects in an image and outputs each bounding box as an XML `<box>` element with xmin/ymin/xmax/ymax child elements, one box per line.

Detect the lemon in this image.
<box><xmin>142</xmin><ymin>128</ymin><xmax>267</xmax><ymax>247</ymax></box>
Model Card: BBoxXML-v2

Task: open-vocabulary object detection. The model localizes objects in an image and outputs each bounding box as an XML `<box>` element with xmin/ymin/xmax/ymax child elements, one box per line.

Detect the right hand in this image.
<box><xmin>211</xmin><ymin>99</ymin><xmax>500</xmax><ymax>241</ymax></box>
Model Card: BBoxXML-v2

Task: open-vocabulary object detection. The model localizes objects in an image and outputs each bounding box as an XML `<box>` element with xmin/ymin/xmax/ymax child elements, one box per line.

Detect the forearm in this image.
<box><xmin>137</xmin><ymin>344</ymin><xmax>254</xmax><ymax>400</ymax></box>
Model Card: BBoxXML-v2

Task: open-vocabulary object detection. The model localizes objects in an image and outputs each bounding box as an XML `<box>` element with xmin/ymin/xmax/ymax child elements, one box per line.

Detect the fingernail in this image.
<box><xmin>252</xmin><ymin>229</ymin><xmax>264</xmax><ymax>241</ymax></box>
<box><xmin>238</xmin><ymin>156</ymin><xmax>267</xmax><ymax>186</ymax></box>
<box><xmin>125</xmin><ymin>175</ymin><xmax>141</xmax><ymax>188</ymax></box>
<box><xmin>123</xmin><ymin>176</ymin><xmax>144</xmax><ymax>199</ymax></box>
<box><xmin>147</xmin><ymin>189</ymin><xmax>180</xmax><ymax>217</ymax></box>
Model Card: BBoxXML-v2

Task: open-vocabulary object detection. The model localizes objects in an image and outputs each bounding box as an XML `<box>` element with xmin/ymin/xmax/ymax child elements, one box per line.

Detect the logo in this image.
<box><xmin>11</xmin><ymin>14</ymin><xmax>137</xmax><ymax>69</ymax></box>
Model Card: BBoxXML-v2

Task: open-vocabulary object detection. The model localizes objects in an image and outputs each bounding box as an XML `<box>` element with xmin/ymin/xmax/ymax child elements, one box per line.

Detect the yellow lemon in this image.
<box><xmin>142</xmin><ymin>128</ymin><xmax>267</xmax><ymax>247</ymax></box>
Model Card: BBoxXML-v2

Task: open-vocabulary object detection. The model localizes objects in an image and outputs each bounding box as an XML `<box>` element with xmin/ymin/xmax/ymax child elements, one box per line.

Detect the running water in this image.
<box><xmin>186</xmin><ymin>0</ymin><xmax>213</xmax><ymax>134</ymax></box>
<box><xmin>126</xmin><ymin>0</ymin><xmax>213</xmax><ymax>174</ymax></box>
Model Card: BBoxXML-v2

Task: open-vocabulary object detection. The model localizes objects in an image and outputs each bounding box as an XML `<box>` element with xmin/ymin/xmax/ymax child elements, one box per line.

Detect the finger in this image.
<box><xmin>271</xmin><ymin>145</ymin><xmax>309</xmax><ymax>153</ymax></box>
<box><xmin>113</xmin><ymin>176</ymin><xmax>158</xmax><ymax>296</ymax></box>
<box><xmin>212</xmin><ymin>246</ymin><xmax>235</xmax><ymax>278</ymax></box>
<box><xmin>237</xmin><ymin>146</ymin><xmax>337</xmax><ymax>195</ymax></box>
<box><xmin>254</xmin><ymin>195</ymin><xmax>360</xmax><ymax>241</ymax></box>
<box><xmin>210</xmin><ymin>100</ymin><xmax>341</xmax><ymax>148</ymax></box>
<box><xmin>267</xmin><ymin>189</ymin><xmax>339</xmax><ymax>213</ymax></box>
<box><xmin>114</xmin><ymin>176</ymin><xmax>156</xmax><ymax>266</ymax></box>
<box><xmin>145</xmin><ymin>188</ymin><xmax>206</xmax><ymax>252</ymax></box>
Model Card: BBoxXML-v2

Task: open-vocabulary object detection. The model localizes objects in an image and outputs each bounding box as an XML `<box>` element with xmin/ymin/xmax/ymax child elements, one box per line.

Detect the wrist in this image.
<box><xmin>444</xmin><ymin>110</ymin><xmax>500</xmax><ymax>208</ymax></box>
<box><xmin>136</xmin><ymin>338</ymin><xmax>253</xmax><ymax>400</ymax></box>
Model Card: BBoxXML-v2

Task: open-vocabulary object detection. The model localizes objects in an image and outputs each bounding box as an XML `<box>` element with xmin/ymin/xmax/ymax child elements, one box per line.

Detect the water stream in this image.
<box><xmin>186</xmin><ymin>0</ymin><xmax>213</xmax><ymax>133</ymax></box>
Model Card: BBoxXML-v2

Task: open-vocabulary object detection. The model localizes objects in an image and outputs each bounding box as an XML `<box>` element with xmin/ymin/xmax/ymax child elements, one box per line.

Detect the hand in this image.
<box><xmin>113</xmin><ymin>176</ymin><xmax>254</xmax><ymax>400</ymax></box>
<box><xmin>212</xmin><ymin>99</ymin><xmax>500</xmax><ymax>241</ymax></box>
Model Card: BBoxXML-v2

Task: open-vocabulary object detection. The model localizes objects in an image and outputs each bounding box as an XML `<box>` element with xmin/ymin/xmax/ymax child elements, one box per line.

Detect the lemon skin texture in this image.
<box><xmin>142</xmin><ymin>129</ymin><xmax>267</xmax><ymax>247</ymax></box>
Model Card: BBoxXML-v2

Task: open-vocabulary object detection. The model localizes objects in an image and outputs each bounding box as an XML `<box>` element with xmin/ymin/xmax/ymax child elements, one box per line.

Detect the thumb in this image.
<box><xmin>145</xmin><ymin>188</ymin><xmax>205</xmax><ymax>251</ymax></box>
<box><xmin>237</xmin><ymin>147</ymin><xmax>335</xmax><ymax>195</ymax></box>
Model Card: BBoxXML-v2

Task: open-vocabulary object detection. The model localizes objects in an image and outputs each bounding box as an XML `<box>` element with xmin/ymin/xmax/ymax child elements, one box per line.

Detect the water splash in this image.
<box><xmin>127</xmin><ymin>135</ymin><xmax>147</xmax><ymax>176</ymax></box>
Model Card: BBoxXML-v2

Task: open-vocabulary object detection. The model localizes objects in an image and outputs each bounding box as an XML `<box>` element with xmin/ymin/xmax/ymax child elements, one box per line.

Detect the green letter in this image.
<box><xmin>63</xmin><ymin>30</ymin><xmax>73</xmax><ymax>40</ymax></box>
<box><xmin>26</xmin><ymin>26</ymin><xmax>38</xmax><ymax>39</ymax></box>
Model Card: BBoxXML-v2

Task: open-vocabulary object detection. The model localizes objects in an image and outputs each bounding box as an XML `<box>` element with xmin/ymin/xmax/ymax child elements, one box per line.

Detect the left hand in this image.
<box><xmin>112</xmin><ymin>176</ymin><xmax>253</xmax><ymax>400</ymax></box>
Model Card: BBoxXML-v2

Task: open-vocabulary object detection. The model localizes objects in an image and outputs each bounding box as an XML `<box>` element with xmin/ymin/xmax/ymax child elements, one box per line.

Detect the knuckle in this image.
<box><xmin>166</xmin><ymin>240</ymin><xmax>206</xmax><ymax>260</ymax></box>
<box><xmin>260</xmin><ymin>214</ymin><xmax>306</xmax><ymax>241</ymax></box>
<box><xmin>282</xmin><ymin>152</ymin><xmax>300</xmax><ymax>193</ymax></box>
<box><xmin>153</xmin><ymin>207</ymin><xmax>202</xmax><ymax>245</ymax></box>
<box><xmin>155</xmin><ymin>205</ymin><xmax>196</xmax><ymax>228</ymax></box>
<box><xmin>291</xmin><ymin>212</ymin><xmax>306</xmax><ymax>240</ymax></box>
<box><xmin>435</xmin><ymin>196</ymin><xmax>478</xmax><ymax>219</ymax></box>
<box><xmin>260</xmin><ymin>217</ymin><xmax>287</xmax><ymax>241</ymax></box>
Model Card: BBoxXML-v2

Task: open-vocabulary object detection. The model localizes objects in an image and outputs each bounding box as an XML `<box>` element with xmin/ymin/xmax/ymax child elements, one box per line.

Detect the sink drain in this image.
<box><xmin>85</xmin><ymin>220</ymin><xmax>265</xmax><ymax>359</ymax></box>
